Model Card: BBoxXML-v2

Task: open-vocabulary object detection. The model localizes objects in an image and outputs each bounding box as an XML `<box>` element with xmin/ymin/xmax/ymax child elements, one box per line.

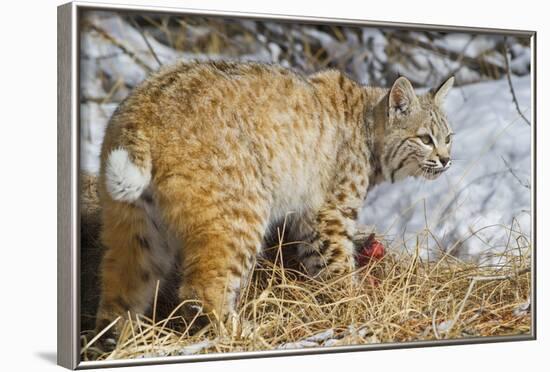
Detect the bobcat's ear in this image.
<box><xmin>389</xmin><ymin>76</ymin><xmax>419</xmax><ymax>116</ymax></box>
<box><xmin>433</xmin><ymin>76</ymin><xmax>455</xmax><ymax>106</ymax></box>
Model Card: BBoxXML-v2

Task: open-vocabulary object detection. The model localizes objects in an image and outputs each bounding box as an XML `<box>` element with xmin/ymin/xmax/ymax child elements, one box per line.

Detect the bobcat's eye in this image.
<box><xmin>445</xmin><ymin>134</ymin><xmax>453</xmax><ymax>144</ymax></box>
<box><xmin>419</xmin><ymin>135</ymin><xmax>432</xmax><ymax>145</ymax></box>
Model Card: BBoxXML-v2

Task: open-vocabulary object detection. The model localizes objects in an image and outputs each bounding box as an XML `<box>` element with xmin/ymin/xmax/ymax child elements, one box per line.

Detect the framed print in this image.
<box><xmin>57</xmin><ymin>1</ymin><xmax>536</xmax><ymax>369</ymax></box>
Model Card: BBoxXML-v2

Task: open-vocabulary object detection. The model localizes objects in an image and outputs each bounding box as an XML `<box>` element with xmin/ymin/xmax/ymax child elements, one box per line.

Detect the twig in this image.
<box><xmin>127</xmin><ymin>311</ymin><xmax>138</xmax><ymax>350</ymax></box>
<box><xmin>85</xmin><ymin>22</ymin><xmax>153</xmax><ymax>73</ymax></box>
<box><xmin>501</xmin><ymin>156</ymin><xmax>531</xmax><ymax>189</ymax></box>
<box><xmin>129</xmin><ymin>17</ymin><xmax>163</xmax><ymax>68</ymax></box>
<box><xmin>445</xmin><ymin>34</ymin><xmax>476</xmax><ymax>101</ymax></box>
<box><xmin>152</xmin><ymin>280</ymin><xmax>161</xmax><ymax>347</ymax></box>
<box><xmin>471</xmin><ymin>267</ymin><xmax>530</xmax><ymax>281</ymax></box>
<box><xmin>385</xmin><ymin>31</ymin><xmax>506</xmax><ymax>77</ymax></box>
<box><xmin>432</xmin><ymin>308</ymin><xmax>441</xmax><ymax>340</ymax></box>
<box><xmin>443</xmin><ymin>267</ymin><xmax>531</xmax><ymax>335</ymax></box>
<box><xmin>81</xmin><ymin>316</ymin><xmax>121</xmax><ymax>353</ymax></box>
<box><xmin>82</xmin><ymin>96</ymin><xmax>125</xmax><ymax>104</ymax></box>
<box><xmin>502</xmin><ymin>43</ymin><xmax>530</xmax><ymax>126</ymax></box>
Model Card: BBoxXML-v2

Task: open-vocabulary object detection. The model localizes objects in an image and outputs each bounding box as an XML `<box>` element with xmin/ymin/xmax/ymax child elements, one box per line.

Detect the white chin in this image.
<box><xmin>421</xmin><ymin>168</ymin><xmax>445</xmax><ymax>180</ymax></box>
<box><xmin>423</xmin><ymin>172</ymin><xmax>440</xmax><ymax>180</ymax></box>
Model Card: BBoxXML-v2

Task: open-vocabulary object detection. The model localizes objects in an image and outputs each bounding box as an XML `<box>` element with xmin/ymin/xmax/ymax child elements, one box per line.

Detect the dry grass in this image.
<box><xmin>81</xmin><ymin>230</ymin><xmax>531</xmax><ymax>362</ymax></box>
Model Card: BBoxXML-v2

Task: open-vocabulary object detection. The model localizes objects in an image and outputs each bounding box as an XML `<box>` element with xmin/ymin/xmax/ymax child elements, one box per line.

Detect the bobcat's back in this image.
<box><xmin>100</xmin><ymin>62</ymin><xmax>347</xmax><ymax>219</ymax></box>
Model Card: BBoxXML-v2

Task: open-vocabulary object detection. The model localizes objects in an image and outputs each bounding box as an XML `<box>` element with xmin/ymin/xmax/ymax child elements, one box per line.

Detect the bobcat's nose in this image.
<box><xmin>440</xmin><ymin>156</ymin><xmax>450</xmax><ymax>167</ymax></box>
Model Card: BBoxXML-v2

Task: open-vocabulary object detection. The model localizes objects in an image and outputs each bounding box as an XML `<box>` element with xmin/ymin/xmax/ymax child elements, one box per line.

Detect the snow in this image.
<box><xmin>303</xmin><ymin>329</ymin><xmax>334</xmax><ymax>342</ymax></box>
<box><xmin>277</xmin><ymin>329</ymin><xmax>335</xmax><ymax>349</ymax></box>
<box><xmin>277</xmin><ymin>340</ymin><xmax>320</xmax><ymax>350</ymax></box>
<box><xmin>513</xmin><ymin>297</ymin><xmax>531</xmax><ymax>317</ymax></box>
<box><xmin>434</xmin><ymin>34</ymin><xmax>501</xmax><ymax>60</ymax></box>
<box><xmin>177</xmin><ymin>340</ymin><xmax>214</xmax><ymax>355</ymax></box>
<box><xmin>80</xmin><ymin>102</ymin><xmax>116</xmax><ymax>174</ymax></box>
<box><xmin>277</xmin><ymin>326</ymin><xmax>374</xmax><ymax>350</ymax></box>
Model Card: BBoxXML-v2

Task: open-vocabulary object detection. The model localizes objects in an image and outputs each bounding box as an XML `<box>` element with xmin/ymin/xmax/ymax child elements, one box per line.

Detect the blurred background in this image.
<box><xmin>79</xmin><ymin>9</ymin><xmax>532</xmax><ymax>265</ymax></box>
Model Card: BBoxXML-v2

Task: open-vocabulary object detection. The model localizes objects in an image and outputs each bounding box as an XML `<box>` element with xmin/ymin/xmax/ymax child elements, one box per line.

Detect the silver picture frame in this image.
<box><xmin>57</xmin><ymin>1</ymin><xmax>537</xmax><ymax>369</ymax></box>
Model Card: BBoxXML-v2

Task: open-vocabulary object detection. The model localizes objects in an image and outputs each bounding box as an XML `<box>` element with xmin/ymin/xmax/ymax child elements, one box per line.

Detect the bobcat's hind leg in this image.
<box><xmin>176</xmin><ymin>229</ymin><xmax>262</xmax><ymax>333</ymax></box>
<box><xmin>157</xmin><ymin>177</ymin><xmax>269</xmax><ymax>333</ymax></box>
<box><xmin>95</xmin><ymin>198</ymin><xmax>174</xmax><ymax>346</ymax></box>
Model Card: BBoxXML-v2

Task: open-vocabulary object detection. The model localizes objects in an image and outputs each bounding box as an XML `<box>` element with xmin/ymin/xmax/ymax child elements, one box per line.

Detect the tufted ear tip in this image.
<box><xmin>389</xmin><ymin>76</ymin><xmax>418</xmax><ymax>115</ymax></box>
<box><xmin>433</xmin><ymin>76</ymin><xmax>455</xmax><ymax>105</ymax></box>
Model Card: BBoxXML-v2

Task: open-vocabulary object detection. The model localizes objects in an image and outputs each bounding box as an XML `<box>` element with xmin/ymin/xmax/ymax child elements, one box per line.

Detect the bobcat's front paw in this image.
<box><xmin>298</xmin><ymin>240</ymin><xmax>355</xmax><ymax>280</ymax></box>
<box><xmin>172</xmin><ymin>301</ymin><xmax>211</xmax><ymax>336</ymax></box>
<box><xmin>297</xmin><ymin>241</ymin><xmax>325</xmax><ymax>278</ymax></box>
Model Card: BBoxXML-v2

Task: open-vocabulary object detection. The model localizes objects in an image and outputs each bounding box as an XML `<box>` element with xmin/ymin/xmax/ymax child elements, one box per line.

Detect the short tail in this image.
<box><xmin>104</xmin><ymin>147</ymin><xmax>151</xmax><ymax>203</ymax></box>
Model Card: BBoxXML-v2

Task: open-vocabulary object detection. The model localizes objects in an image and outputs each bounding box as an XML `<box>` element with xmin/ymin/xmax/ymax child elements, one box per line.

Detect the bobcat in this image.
<box><xmin>95</xmin><ymin>61</ymin><xmax>454</xmax><ymax>338</ymax></box>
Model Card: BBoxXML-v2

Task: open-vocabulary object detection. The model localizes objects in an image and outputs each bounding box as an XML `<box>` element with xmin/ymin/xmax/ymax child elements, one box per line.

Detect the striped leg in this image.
<box><xmin>95</xmin><ymin>200</ymin><xmax>173</xmax><ymax>342</ymax></box>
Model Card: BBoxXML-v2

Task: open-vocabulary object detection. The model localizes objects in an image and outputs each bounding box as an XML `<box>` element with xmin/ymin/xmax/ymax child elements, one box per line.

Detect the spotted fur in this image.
<box><xmin>95</xmin><ymin>61</ymin><xmax>454</xmax><ymax>337</ymax></box>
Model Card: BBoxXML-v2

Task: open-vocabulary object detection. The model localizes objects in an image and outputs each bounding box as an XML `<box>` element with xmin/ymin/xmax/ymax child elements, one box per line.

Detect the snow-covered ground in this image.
<box><xmin>79</xmin><ymin>11</ymin><xmax>532</xmax><ymax>263</ymax></box>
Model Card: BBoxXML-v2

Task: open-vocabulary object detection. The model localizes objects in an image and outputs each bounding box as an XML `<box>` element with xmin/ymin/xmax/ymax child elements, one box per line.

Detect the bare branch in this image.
<box><xmin>501</xmin><ymin>156</ymin><xmax>531</xmax><ymax>189</ymax></box>
<box><xmin>502</xmin><ymin>43</ymin><xmax>530</xmax><ymax>126</ymax></box>
<box><xmin>385</xmin><ymin>31</ymin><xmax>506</xmax><ymax>78</ymax></box>
<box><xmin>84</xmin><ymin>21</ymin><xmax>153</xmax><ymax>73</ymax></box>
<box><xmin>129</xmin><ymin>17</ymin><xmax>163</xmax><ymax>68</ymax></box>
<box><xmin>81</xmin><ymin>96</ymin><xmax>125</xmax><ymax>104</ymax></box>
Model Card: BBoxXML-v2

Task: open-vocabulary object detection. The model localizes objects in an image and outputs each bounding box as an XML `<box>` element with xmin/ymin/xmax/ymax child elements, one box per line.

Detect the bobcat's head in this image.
<box><xmin>381</xmin><ymin>76</ymin><xmax>455</xmax><ymax>182</ymax></box>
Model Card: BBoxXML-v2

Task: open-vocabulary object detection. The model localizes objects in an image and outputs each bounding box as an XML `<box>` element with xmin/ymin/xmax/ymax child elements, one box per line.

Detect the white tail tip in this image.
<box><xmin>105</xmin><ymin>148</ymin><xmax>151</xmax><ymax>202</ymax></box>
